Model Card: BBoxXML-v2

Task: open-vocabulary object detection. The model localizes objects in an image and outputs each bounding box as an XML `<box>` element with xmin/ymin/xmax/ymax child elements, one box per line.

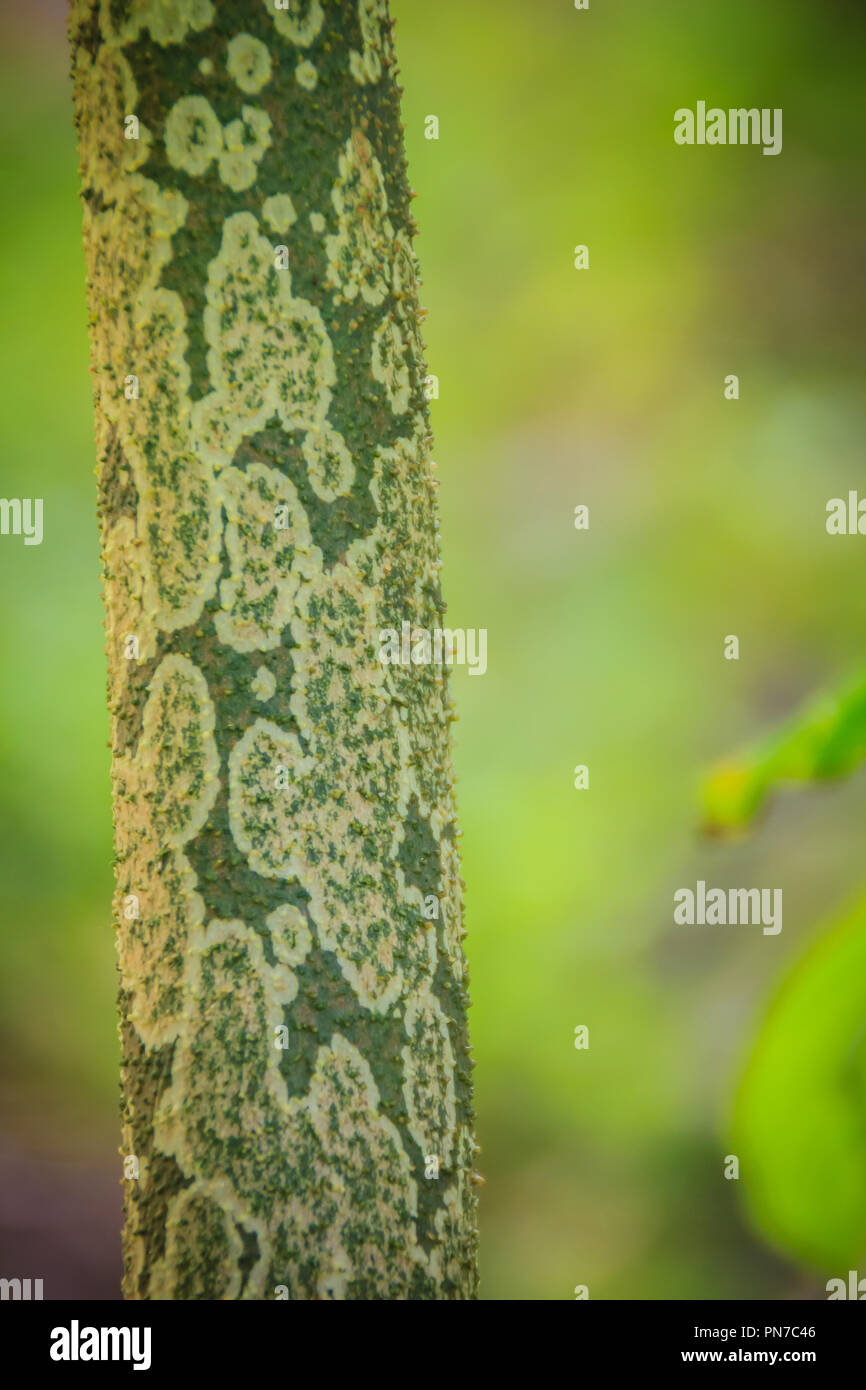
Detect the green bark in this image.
<box><xmin>70</xmin><ymin>0</ymin><xmax>478</xmax><ymax>1300</ymax></box>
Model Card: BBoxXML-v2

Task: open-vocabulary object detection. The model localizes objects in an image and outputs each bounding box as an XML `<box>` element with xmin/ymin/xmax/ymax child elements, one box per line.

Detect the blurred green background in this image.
<box><xmin>1</xmin><ymin>0</ymin><xmax>865</xmax><ymax>1298</ymax></box>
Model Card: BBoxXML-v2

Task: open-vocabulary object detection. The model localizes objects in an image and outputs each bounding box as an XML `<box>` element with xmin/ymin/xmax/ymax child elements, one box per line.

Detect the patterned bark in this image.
<box><xmin>69</xmin><ymin>0</ymin><xmax>478</xmax><ymax>1300</ymax></box>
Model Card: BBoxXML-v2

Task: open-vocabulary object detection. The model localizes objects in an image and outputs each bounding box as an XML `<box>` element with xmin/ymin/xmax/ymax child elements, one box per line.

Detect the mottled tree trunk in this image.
<box><xmin>70</xmin><ymin>0</ymin><xmax>477</xmax><ymax>1300</ymax></box>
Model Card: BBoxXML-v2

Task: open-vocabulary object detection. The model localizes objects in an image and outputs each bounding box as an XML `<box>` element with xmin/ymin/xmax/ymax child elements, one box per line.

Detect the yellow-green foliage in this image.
<box><xmin>706</xmin><ymin>672</ymin><xmax>866</xmax><ymax>1272</ymax></box>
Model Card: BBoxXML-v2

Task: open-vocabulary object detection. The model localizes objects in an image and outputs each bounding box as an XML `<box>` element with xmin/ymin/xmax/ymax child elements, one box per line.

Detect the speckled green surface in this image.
<box><xmin>70</xmin><ymin>0</ymin><xmax>477</xmax><ymax>1300</ymax></box>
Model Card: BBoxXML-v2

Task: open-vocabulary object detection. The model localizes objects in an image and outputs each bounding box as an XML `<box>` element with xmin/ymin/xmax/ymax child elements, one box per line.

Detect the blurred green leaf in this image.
<box><xmin>733</xmin><ymin>896</ymin><xmax>866</xmax><ymax>1272</ymax></box>
<box><xmin>703</xmin><ymin>672</ymin><xmax>866</xmax><ymax>833</ymax></box>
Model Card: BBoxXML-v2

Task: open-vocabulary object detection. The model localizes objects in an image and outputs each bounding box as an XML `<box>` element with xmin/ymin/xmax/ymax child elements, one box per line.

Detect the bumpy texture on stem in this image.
<box><xmin>70</xmin><ymin>0</ymin><xmax>478</xmax><ymax>1300</ymax></box>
